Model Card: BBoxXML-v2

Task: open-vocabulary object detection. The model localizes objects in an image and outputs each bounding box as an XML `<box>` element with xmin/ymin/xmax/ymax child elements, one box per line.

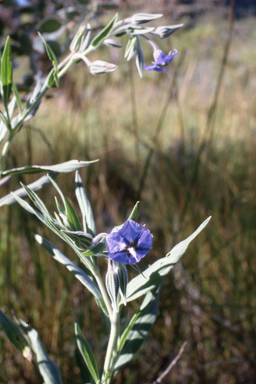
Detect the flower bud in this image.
<box><xmin>70</xmin><ymin>25</ymin><xmax>86</xmax><ymax>52</ymax></box>
<box><xmin>130</xmin><ymin>13</ymin><xmax>162</xmax><ymax>25</ymax></box>
<box><xmin>151</xmin><ymin>24</ymin><xmax>183</xmax><ymax>39</ymax></box>
<box><xmin>89</xmin><ymin>60</ymin><xmax>117</xmax><ymax>75</ymax></box>
<box><xmin>113</xmin><ymin>262</ymin><xmax>128</xmax><ymax>306</ymax></box>
<box><xmin>103</xmin><ymin>38</ymin><xmax>122</xmax><ymax>48</ymax></box>
<box><xmin>106</xmin><ymin>263</ymin><xmax>120</xmax><ymax>312</ymax></box>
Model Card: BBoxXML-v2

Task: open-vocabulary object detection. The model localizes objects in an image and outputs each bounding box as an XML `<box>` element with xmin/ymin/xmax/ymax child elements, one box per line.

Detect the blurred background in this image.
<box><xmin>0</xmin><ymin>0</ymin><xmax>256</xmax><ymax>383</ymax></box>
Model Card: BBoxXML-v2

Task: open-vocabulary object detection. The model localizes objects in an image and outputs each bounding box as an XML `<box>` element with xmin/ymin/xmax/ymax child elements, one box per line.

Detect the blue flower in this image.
<box><xmin>144</xmin><ymin>48</ymin><xmax>178</xmax><ymax>73</ymax></box>
<box><xmin>106</xmin><ymin>220</ymin><xmax>152</xmax><ymax>265</ymax></box>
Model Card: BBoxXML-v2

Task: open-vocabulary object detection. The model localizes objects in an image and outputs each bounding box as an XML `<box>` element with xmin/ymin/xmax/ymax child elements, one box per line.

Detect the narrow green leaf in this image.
<box><xmin>114</xmin><ymin>285</ymin><xmax>161</xmax><ymax>373</ymax></box>
<box><xmin>17</xmin><ymin>319</ymin><xmax>63</xmax><ymax>384</ymax></box>
<box><xmin>127</xmin><ymin>201</ymin><xmax>139</xmax><ymax>220</ymax></box>
<box><xmin>91</xmin><ymin>13</ymin><xmax>118</xmax><ymax>48</ymax></box>
<box><xmin>1</xmin><ymin>36</ymin><xmax>13</xmax><ymax>110</ymax></box>
<box><xmin>38</xmin><ymin>32</ymin><xmax>59</xmax><ymax>87</ymax></box>
<box><xmin>2</xmin><ymin>159</ymin><xmax>98</xmax><ymax>177</ymax></box>
<box><xmin>127</xmin><ymin>217</ymin><xmax>211</xmax><ymax>301</ymax></box>
<box><xmin>0</xmin><ymin>309</ymin><xmax>32</xmax><ymax>361</ymax></box>
<box><xmin>72</xmin><ymin>310</ymin><xmax>100</xmax><ymax>384</ymax></box>
<box><xmin>75</xmin><ymin>171</ymin><xmax>96</xmax><ymax>236</ymax></box>
<box><xmin>38</xmin><ymin>32</ymin><xmax>58</xmax><ymax>68</ymax></box>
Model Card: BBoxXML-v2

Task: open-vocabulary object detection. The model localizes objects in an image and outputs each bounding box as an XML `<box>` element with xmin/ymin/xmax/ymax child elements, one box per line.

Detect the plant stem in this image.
<box><xmin>103</xmin><ymin>309</ymin><xmax>120</xmax><ymax>383</ymax></box>
<box><xmin>94</xmin><ymin>268</ymin><xmax>113</xmax><ymax>318</ymax></box>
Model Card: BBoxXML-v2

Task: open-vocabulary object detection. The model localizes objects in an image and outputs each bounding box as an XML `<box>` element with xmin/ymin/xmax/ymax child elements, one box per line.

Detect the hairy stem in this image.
<box><xmin>94</xmin><ymin>268</ymin><xmax>113</xmax><ymax>318</ymax></box>
<box><xmin>103</xmin><ymin>309</ymin><xmax>120</xmax><ymax>383</ymax></box>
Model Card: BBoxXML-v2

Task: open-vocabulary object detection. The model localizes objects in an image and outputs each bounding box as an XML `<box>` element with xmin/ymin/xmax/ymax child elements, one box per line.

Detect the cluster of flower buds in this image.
<box><xmin>68</xmin><ymin>12</ymin><xmax>182</xmax><ymax>77</ymax></box>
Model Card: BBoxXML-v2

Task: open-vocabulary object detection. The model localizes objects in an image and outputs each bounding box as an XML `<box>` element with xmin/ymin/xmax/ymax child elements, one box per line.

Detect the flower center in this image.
<box><xmin>127</xmin><ymin>246</ymin><xmax>139</xmax><ymax>262</ymax></box>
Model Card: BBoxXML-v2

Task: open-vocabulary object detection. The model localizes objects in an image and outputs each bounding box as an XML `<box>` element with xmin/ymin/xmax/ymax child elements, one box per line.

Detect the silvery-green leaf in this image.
<box><xmin>114</xmin><ymin>285</ymin><xmax>161</xmax><ymax>373</ymax></box>
<box><xmin>34</xmin><ymin>235</ymin><xmax>101</xmax><ymax>300</ymax></box>
<box><xmin>75</xmin><ymin>171</ymin><xmax>96</xmax><ymax>236</ymax></box>
<box><xmin>127</xmin><ymin>217</ymin><xmax>211</xmax><ymax>301</ymax></box>
<box><xmin>0</xmin><ymin>172</ymin><xmax>58</xmax><ymax>207</ymax></box>
<box><xmin>12</xmin><ymin>185</ymin><xmax>94</xmax><ymax>272</ymax></box>
<box><xmin>49</xmin><ymin>175</ymin><xmax>82</xmax><ymax>231</ymax></box>
<box><xmin>130</xmin><ymin>13</ymin><xmax>162</xmax><ymax>24</ymax></box>
<box><xmin>72</xmin><ymin>310</ymin><xmax>100</xmax><ymax>384</ymax></box>
<box><xmin>0</xmin><ymin>309</ymin><xmax>32</xmax><ymax>361</ymax></box>
<box><xmin>91</xmin><ymin>13</ymin><xmax>118</xmax><ymax>48</ymax></box>
<box><xmin>2</xmin><ymin>159</ymin><xmax>98</xmax><ymax>177</ymax></box>
<box><xmin>17</xmin><ymin>319</ymin><xmax>63</xmax><ymax>384</ymax></box>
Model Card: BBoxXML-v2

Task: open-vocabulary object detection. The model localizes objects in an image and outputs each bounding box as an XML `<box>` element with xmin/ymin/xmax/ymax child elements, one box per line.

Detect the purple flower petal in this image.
<box><xmin>144</xmin><ymin>48</ymin><xmax>178</xmax><ymax>73</ymax></box>
<box><xmin>106</xmin><ymin>220</ymin><xmax>152</xmax><ymax>265</ymax></box>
